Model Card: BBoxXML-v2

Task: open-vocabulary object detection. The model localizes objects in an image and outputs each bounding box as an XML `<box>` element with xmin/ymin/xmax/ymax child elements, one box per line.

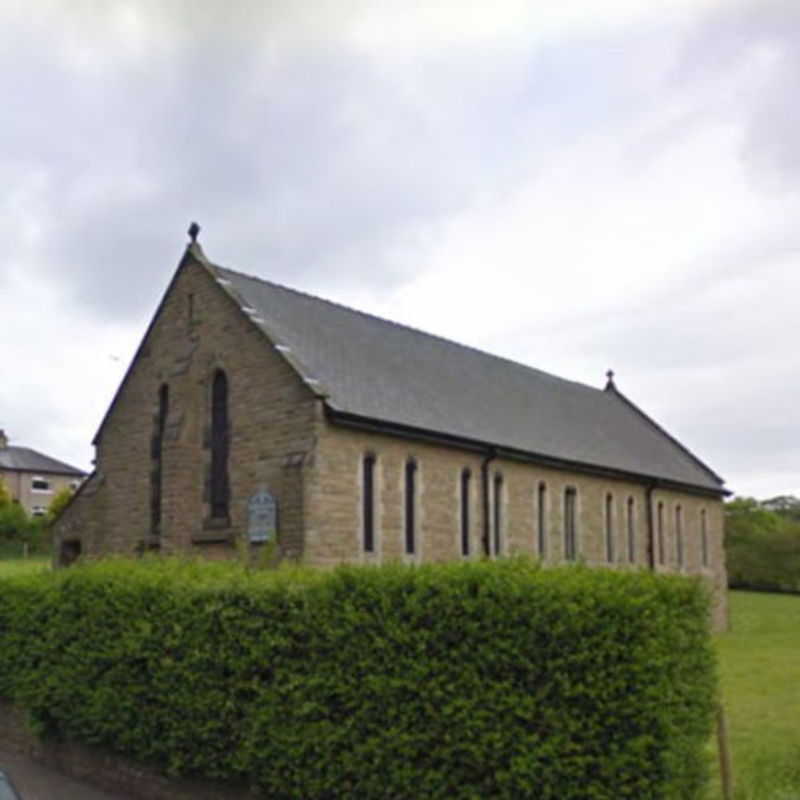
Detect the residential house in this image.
<box><xmin>0</xmin><ymin>430</ymin><xmax>85</xmax><ymax>517</ymax></box>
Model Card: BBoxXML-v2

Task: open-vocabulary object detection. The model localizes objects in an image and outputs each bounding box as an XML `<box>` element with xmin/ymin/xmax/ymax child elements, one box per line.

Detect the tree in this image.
<box><xmin>725</xmin><ymin>496</ymin><xmax>800</xmax><ymax>593</ymax></box>
<box><xmin>761</xmin><ymin>495</ymin><xmax>800</xmax><ymax>522</ymax></box>
<box><xmin>0</xmin><ymin>477</ymin><xmax>12</xmax><ymax>507</ymax></box>
<box><xmin>46</xmin><ymin>486</ymin><xmax>74</xmax><ymax>525</ymax></box>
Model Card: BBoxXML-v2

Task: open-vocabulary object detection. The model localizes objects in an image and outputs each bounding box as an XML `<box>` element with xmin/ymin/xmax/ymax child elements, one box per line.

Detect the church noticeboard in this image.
<box><xmin>247</xmin><ymin>489</ymin><xmax>277</xmax><ymax>544</ymax></box>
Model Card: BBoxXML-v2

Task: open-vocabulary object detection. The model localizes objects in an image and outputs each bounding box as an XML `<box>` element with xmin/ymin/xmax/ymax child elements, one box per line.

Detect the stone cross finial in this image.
<box><xmin>188</xmin><ymin>221</ymin><xmax>201</xmax><ymax>243</ymax></box>
<box><xmin>0</xmin><ymin>429</ymin><xmax>7</xmax><ymax>449</ymax></box>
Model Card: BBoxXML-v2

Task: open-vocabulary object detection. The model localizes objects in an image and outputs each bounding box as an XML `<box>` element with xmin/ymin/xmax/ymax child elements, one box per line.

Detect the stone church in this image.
<box><xmin>55</xmin><ymin>231</ymin><xmax>729</xmax><ymax>626</ymax></box>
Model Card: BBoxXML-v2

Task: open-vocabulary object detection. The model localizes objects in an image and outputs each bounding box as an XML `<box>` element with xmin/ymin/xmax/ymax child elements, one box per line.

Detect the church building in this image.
<box><xmin>54</xmin><ymin>230</ymin><xmax>729</xmax><ymax>627</ymax></box>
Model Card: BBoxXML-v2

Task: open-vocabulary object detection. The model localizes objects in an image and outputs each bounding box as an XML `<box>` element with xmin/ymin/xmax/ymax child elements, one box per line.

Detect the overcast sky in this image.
<box><xmin>1</xmin><ymin>0</ymin><xmax>797</xmax><ymax>499</ymax></box>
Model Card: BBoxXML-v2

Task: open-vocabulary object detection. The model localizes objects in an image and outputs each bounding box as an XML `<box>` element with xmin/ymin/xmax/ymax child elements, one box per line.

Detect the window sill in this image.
<box><xmin>194</xmin><ymin>518</ymin><xmax>232</xmax><ymax>544</ymax></box>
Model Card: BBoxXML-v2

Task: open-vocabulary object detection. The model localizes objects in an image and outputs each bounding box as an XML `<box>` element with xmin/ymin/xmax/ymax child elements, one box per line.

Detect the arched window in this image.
<box><xmin>405</xmin><ymin>459</ymin><xmax>417</xmax><ymax>555</ymax></box>
<box><xmin>675</xmin><ymin>505</ymin><xmax>684</xmax><ymax>568</ymax></box>
<box><xmin>626</xmin><ymin>497</ymin><xmax>635</xmax><ymax>563</ymax></box>
<box><xmin>460</xmin><ymin>469</ymin><xmax>471</xmax><ymax>557</ymax></box>
<box><xmin>657</xmin><ymin>501</ymin><xmax>665</xmax><ymax>565</ymax></box>
<box><xmin>362</xmin><ymin>454</ymin><xmax>376</xmax><ymax>553</ymax></box>
<box><xmin>701</xmin><ymin>509</ymin><xmax>709</xmax><ymax>567</ymax></box>
<box><xmin>605</xmin><ymin>493</ymin><xmax>614</xmax><ymax>563</ymax></box>
<box><xmin>537</xmin><ymin>482</ymin><xmax>547</xmax><ymax>557</ymax></box>
<box><xmin>210</xmin><ymin>370</ymin><xmax>230</xmax><ymax>520</ymax></box>
<box><xmin>564</xmin><ymin>487</ymin><xmax>578</xmax><ymax>561</ymax></box>
<box><xmin>151</xmin><ymin>384</ymin><xmax>169</xmax><ymax>536</ymax></box>
<box><xmin>493</xmin><ymin>473</ymin><xmax>503</xmax><ymax>556</ymax></box>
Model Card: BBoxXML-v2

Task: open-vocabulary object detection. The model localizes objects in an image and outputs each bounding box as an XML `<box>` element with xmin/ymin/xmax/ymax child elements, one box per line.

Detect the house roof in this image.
<box><xmin>202</xmin><ymin>250</ymin><xmax>725</xmax><ymax>494</ymax></box>
<box><xmin>0</xmin><ymin>446</ymin><xmax>85</xmax><ymax>477</ymax></box>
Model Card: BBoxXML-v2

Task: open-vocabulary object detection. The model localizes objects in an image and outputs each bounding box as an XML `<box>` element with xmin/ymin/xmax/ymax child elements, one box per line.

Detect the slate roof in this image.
<box><xmin>0</xmin><ymin>446</ymin><xmax>85</xmax><ymax>476</ymax></box>
<box><xmin>209</xmin><ymin>255</ymin><xmax>725</xmax><ymax>494</ymax></box>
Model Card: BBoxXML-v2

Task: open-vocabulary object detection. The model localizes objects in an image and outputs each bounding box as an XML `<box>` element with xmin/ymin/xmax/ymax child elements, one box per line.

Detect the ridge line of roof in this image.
<box><xmin>213</xmin><ymin>262</ymin><xmax>607</xmax><ymax>397</ymax></box>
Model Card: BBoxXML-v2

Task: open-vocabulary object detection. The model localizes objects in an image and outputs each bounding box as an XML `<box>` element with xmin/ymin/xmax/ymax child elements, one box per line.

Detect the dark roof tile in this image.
<box><xmin>0</xmin><ymin>446</ymin><xmax>85</xmax><ymax>476</ymax></box>
<box><xmin>212</xmin><ymin>262</ymin><xmax>725</xmax><ymax>493</ymax></box>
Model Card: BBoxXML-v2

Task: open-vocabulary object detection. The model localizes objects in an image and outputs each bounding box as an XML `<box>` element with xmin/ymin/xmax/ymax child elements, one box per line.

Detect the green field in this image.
<box><xmin>713</xmin><ymin>590</ymin><xmax>800</xmax><ymax>799</ymax></box>
<box><xmin>0</xmin><ymin>561</ymin><xmax>795</xmax><ymax>797</ymax></box>
<box><xmin>0</xmin><ymin>557</ymin><xmax>50</xmax><ymax>578</ymax></box>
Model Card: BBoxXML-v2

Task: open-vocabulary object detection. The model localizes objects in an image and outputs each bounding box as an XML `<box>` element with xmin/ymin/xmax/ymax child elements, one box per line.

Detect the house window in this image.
<box><xmin>537</xmin><ymin>482</ymin><xmax>547</xmax><ymax>557</ymax></box>
<box><xmin>493</xmin><ymin>473</ymin><xmax>503</xmax><ymax>556</ymax></box>
<box><xmin>363</xmin><ymin>454</ymin><xmax>376</xmax><ymax>553</ymax></box>
<box><xmin>626</xmin><ymin>497</ymin><xmax>635</xmax><ymax>563</ymax></box>
<box><xmin>210</xmin><ymin>369</ymin><xmax>230</xmax><ymax>520</ymax></box>
<box><xmin>31</xmin><ymin>505</ymin><xmax>46</xmax><ymax>517</ymax></box>
<box><xmin>404</xmin><ymin>459</ymin><xmax>417</xmax><ymax>555</ymax></box>
<box><xmin>31</xmin><ymin>477</ymin><xmax>50</xmax><ymax>492</ymax></box>
<box><xmin>701</xmin><ymin>509</ymin><xmax>709</xmax><ymax>567</ymax></box>
<box><xmin>675</xmin><ymin>505</ymin><xmax>684</xmax><ymax>568</ymax></box>
<box><xmin>564</xmin><ymin>487</ymin><xmax>578</xmax><ymax>561</ymax></box>
<box><xmin>460</xmin><ymin>469</ymin><xmax>471</xmax><ymax>557</ymax></box>
<box><xmin>605</xmin><ymin>493</ymin><xmax>614</xmax><ymax>563</ymax></box>
<box><xmin>151</xmin><ymin>383</ymin><xmax>169</xmax><ymax>536</ymax></box>
<box><xmin>657</xmin><ymin>501</ymin><xmax>665</xmax><ymax>565</ymax></box>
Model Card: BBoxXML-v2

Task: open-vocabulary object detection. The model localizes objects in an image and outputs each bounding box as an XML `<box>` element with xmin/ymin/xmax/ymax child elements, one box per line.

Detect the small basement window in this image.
<box><xmin>59</xmin><ymin>539</ymin><xmax>82</xmax><ymax>567</ymax></box>
<box><xmin>31</xmin><ymin>505</ymin><xmax>47</xmax><ymax>517</ymax></box>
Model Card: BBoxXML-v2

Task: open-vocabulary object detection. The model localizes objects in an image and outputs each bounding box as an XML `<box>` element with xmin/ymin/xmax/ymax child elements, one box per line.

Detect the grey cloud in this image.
<box><xmin>2</xmin><ymin>4</ymin><xmax>674</xmax><ymax>325</ymax></box>
<box><xmin>677</xmin><ymin>1</ymin><xmax>800</xmax><ymax>185</ymax></box>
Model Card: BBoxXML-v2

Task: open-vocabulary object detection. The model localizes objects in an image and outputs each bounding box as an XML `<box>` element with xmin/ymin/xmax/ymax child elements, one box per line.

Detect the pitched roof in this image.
<box><xmin>204</xmin><ymin>251</ymin><xmax>725</xmax><ymax>494</ymax></box>
<box><xmin>0</xmin><ymin>446</ymin><xmax>85</xmax><ymax>476</ymax></box>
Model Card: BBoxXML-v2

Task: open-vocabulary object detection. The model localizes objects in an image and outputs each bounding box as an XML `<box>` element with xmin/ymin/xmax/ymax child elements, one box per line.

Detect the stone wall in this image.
<box><xmin>54</xmin><ymin>252</ymin><xmax>319</xmax><ymax>562</ymax></box>
<box><xmin>52</xmin><ymin>248</ymin><xmax>727</xmax><ymax>629</ymax></box>
<box><xmin>308</xmin><ymin>420</ymin><xmax>728</xmax><ymax>629</ymax></box>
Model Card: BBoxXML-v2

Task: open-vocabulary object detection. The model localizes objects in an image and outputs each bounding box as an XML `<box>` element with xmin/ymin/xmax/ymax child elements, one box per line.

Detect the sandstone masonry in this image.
<box><xmin>54</xmin><ymin>241</ymin><xmax>729</xmax><ymax>629</ymax></box>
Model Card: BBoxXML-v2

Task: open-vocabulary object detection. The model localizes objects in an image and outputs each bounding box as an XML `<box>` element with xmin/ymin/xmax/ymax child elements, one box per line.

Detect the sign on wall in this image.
<box><xmin>247</xmin><ymin>489</ymin><xmax>277</xmax><ymax>543</ymax></box>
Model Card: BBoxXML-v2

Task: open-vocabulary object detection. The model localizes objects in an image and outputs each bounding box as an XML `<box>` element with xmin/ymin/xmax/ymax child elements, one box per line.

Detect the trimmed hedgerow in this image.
<box><xmin>0</xmin><ymin>558</ymin><xmax>716</xmax><ymax>799</ymax></box>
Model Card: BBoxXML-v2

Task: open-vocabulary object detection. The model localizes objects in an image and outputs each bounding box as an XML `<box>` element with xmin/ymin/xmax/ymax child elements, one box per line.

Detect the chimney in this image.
<box><xmin>0</xmin><ymin>430</ymin><xmax>7</xmax><ymax>449</ymax></box>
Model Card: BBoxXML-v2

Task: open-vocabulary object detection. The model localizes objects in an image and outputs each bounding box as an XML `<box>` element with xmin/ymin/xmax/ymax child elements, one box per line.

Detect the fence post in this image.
<box><xmin>717</xmin><ymin>704</ymin><xmax>734</xmax><ymax>800</ymax></box>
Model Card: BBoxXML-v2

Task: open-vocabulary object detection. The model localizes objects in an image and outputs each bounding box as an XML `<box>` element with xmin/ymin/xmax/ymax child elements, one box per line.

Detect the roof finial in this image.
<box><xmin>188</xmin><ymin>221</ymin><xmax>201</xmax><ymax>244</ymax></box>
<box><xmin>605</xmin><ymin>369</ymin><xmax>616</xmax><ymax>391</ymax></box>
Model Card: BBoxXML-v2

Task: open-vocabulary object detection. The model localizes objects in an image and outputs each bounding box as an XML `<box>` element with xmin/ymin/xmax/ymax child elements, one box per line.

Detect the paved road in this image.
<box><xmin>0</xmin><ymin>750</ymin><xmax>133</xmax><ymax>800</ymax></box>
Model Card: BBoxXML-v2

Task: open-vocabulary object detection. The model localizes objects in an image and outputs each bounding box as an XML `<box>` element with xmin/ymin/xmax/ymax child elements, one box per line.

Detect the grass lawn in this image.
<box><xmin>712</xmin><ymin>590</ymin><xmax>800</xmax><ymax>799</ymax></box>
<box><xmin>0</xmin><ymin>556</ymin><xmax>50</xmax><ymax>578</ymax></box>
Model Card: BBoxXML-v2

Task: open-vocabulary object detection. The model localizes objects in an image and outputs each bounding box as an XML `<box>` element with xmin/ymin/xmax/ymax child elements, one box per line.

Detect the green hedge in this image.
<box><xmin>0</xmin><ymin>558</ymin><xmax>716</xmax><ymax>799</ymax></box>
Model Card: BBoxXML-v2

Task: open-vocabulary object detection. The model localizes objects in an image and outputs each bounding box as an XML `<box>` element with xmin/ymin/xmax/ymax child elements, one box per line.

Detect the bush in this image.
<box><xmin>0</xmin><ymin>558</ymin><xmax>717</xmax><ymax>799</ymax></box>
<box><xmin>0</xmin><ymin>477</ymin><xmax>52</xmax><ymax>554</ymax></box>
